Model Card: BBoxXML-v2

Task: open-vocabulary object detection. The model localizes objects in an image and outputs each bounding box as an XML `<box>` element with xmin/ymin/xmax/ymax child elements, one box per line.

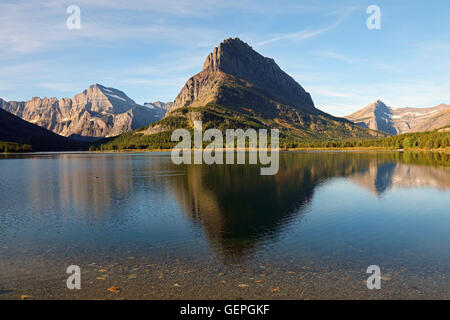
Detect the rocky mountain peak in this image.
<box><xmin>73</xmin><ymin>83</ymin><xmax>138</xmax><ymax>114</ymax></box>
<box><xmin>1</xmin><ymin>85</ymin><xmax>165</xmax><ymax>140</ymax></box>
<box><xmin>371</xmin><ymin>99</ymin><xmax>387</xmax><ymax>108</ymax></box>
<box><xmin>171</xmin><ymin>37</ymin><xmax>317</xmax><ymax>113</ymax></box>
<box><xmin>370</xmin><ymin>99</ymin><xmax>390</xmax><ymax>114</ymax></box>
<box><xmin>201</xmin><ymin>37</ymin><xmax>255</xmax><ymax>73</ymax></box>
<box><xmin>346</xmin><ymin>100</ymin><xmax>450</xmax><ymax>135</ymax></box>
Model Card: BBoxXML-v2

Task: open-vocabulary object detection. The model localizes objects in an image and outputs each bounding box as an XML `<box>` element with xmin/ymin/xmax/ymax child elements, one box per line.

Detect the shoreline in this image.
<box><xmin>1</xmin><ymin>252</ymin><xmax>448</xmax><ymax>300</ymax></box>
<box><xmin>88</xmin><ymin>147</ymin><xmax>450</xmax><ymax>154</ymax></box>
<box><xmin>2</xmin><ymin>147</ymin><xmax>449</xmax><ymax>155</ymax></box>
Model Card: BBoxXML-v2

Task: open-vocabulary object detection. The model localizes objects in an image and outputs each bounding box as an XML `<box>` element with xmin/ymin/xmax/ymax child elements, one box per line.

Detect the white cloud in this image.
<box><xmin>41</xmin><ymin>82</ymin><xmax>76</xmax><ymax>92</ymax></box>
<box><xmin>124</xmin><ymin>55</ymin><xmax>205</xmax><ymax>76</ymax></box>
<box><xmin>374</xmin><ymin>62</ymin><xmax>399</xmax><ymax>72</ymax></box>
<box><xmin>0</xmin><ymin>0</ymin><xmax>224</xmax><ymax>55</ymax></box>
<box><xmin>254</xmin><ymin>6</ymin><xmax>356</xmax><ymax>47</ymax></box>
<box><xmin>123</xmin><ymin>77</ymin><xmax>187</xmax><ymax>87</ymax></box>
<box><xmin>317</xmin><ymin>51</ymin><xmax>353</xmax><ymax>64</ymax></box>
<box><xmin>255</xmin><ymin>24</ymin><xmax>338</xmax><ymax>47</ymax></box>
<box><xmin>308</xmin><ymin>87</ymin><xmax>355</xmax><ymax>98</ymax></box>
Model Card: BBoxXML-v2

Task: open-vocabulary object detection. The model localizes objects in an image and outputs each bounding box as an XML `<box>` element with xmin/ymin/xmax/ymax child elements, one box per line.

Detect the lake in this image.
<box><xmin>0</xmin><ymin>151</ymin><xmax>449</xmax><ymax>299</ymax></box>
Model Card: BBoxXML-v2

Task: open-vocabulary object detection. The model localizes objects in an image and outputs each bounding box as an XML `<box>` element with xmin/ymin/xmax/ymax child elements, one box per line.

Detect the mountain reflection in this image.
<box><xmin>168</xmin><ymin>153</ymin><xmax>367</xmax><ymax>261</ymax></box>
<box><xmin>168</xmin><ymin>152</ymin><xmax>450</xmax><ymax>261</ymax></box>
<box><xmin>2</xmin><ymin>152</ymin><xmax>448</xmax><ymax>262</ymax></box>
<box><xmin>350</xmin><ymin>154</ymin><xmax>450</xmax><ymax>195</ymax></box>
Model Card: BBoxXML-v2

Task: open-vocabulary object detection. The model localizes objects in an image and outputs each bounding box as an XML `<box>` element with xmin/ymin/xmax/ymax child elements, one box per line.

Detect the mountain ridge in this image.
<box><xmin>169</xmin><ymin>37</ymin><xmax>318</xmax><ymax>114</ymax></box>
<box><xmin>0</xmin><ymin>84</ymin><xmax>165</xmax><ymax>141</ymax></box>
<box><xmin>149</xmin><ymin>38</ymin><xmax>384</xmax><ymax>141</ymax></box>
<box><xmin>98</xmin><ymin>38</ymin><xmax>386</xmax><ymax>150</ymax></box>
<box><xmin>345</xmin><ymin>100</ymin><xmax>450</xmax><ymax>135</ymax></box>
<box><xmin>0</xmin><ymin>108</ymin><xmax>84</xmax><ymax>151</ymax></box>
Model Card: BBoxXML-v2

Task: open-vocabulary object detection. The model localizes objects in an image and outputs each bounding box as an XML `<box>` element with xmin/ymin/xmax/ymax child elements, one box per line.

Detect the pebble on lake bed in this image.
<box><xmin>107</xmin><ymin>286</ymin><xmax>121</xmax><ymax>293</ymax></box>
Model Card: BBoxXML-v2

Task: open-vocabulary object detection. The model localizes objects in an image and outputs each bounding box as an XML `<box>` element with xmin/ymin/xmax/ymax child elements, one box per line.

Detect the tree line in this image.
<box><xmin>0</xmin><ymin>141</ymin><xmax>33</xmax><ymax>153</ymax></box>
<box><xmin>91</xmin><ymin>129</ymin><xmax>450</xmax><ymax>151</ymax></box>
<box><xmin>282</xmin><ymin>130</ymin><xmax>450</xmax><ymax>150</ymax></box>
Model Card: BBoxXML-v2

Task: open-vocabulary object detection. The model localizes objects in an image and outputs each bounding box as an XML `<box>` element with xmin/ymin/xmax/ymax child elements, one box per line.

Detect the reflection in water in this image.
<box><xmin>1</xmin><ymin>151</ymin><xmax>449</xmax><ymax>263</ymax></box>
<box><xmin>20</xmin><ymin>154</ymin><xmax>135</xmax><ymax>221</ymax></box>
<box><xmin>351</xmin><ymin>157</ymin><xmax>450</xmax><ymax>195</ymax></box>
<box><xmin>168</xmin><ymin>152</ymin><xmax>450</xmax><ymax>261</ymax></box>
<box><xmin>169</xmin><ymin>164</ymin><xmax>315</xmax><ymax>261</ymax></box>
<box><xmin>0</xmin><ymin>154</ymin><xmax>177</xmax><ymax>223</ymax></box>
<box><xmin>374</xmin><ymin>163</ymin><xmax>396</xmax><ymax>194</ymax></box>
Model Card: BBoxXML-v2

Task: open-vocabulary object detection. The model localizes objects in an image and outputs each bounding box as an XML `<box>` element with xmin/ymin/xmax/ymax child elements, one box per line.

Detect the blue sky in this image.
<box><xmin>0</xmin><ymin>0</ymin><xmax>449</xmax><ymax>116</ymax></box>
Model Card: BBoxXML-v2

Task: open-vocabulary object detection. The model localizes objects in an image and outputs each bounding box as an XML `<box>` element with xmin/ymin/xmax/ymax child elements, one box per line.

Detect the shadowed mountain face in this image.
<box><xmin>140</xmin><ymin>38</ymin><xmax>384</xmax><ymax>141</ymax></box>
<box><xmin>346</xmin><ymin>100</ymin><xmax>450</xmax><ymax>134</ymax></box>
<box><xmin>0</xmin><ymin>84</ymin><xmax>164</xmax><ymax>141</ymax></box>
<box><xmin>0</xmin><ymin>108</ymin><xmax>83</xmax><ymax>151</ymax></box>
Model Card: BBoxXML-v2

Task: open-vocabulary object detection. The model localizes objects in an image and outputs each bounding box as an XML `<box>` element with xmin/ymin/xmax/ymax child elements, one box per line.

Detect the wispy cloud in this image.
<box><xmin>0</xmin><ymin>0</ymin><xmax>224</xmax><ymax>55</ymax></box>
<box><xmin>255</xmin><ymin>24</ymin><xmax>338</xmax><ymax>47</ymax></box>
<box><xmin>308</xmin><ymin>87</ymin><xmax>355</xmax><ymax>98</ymax></box>
<box><xmin>123</xmin><ymin>55</ymin><xmax>205</xmax><ymax>76</ymax></box>
<box><xmin>41</xmin><ymin>82</ymin><xmax>77</xmax><ymax>93</ymax></box>
<box><xmin>317</xmin><ymin>51</ymin><xmax>353</xmax><ymax>64</ymax></box>
<box><xmin>255</xmin><ymin>6</ymin><xmax>356</xmax><ymax>47</ymax></box>
<box><xmin>374</xmin><ymin>62</ymin><xmax>399</xmax><ymax>72</ymax></box>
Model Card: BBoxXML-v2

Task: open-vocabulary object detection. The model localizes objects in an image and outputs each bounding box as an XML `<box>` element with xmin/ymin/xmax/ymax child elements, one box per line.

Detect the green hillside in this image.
<box><xmin>292</xmin><ymin>129</ymin><xmax>450</xmax><ymax>150</ymax></box>
<box><xmin>92</xmin><ymin>118</ymin><xmax>449</xmax><ymax>152</ymax></box>
<box><xmin>92</xmin><ymin>103</ymin><xmax>387</xmax><ymax>151</ymax></box>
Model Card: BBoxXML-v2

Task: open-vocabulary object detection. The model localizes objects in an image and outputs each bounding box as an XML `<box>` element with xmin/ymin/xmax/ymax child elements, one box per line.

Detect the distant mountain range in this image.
<box><xmin>144</xmin><ymin>101</ymin><xmax>173</xmax><ymax>112</ymax></box>
<box><xmin>136</xmin><ymin>37</ymin><xmax>384</xmax><ymax>144</ymax></box>
<box><xmin>0</xmin><ymin>108</ymin><xmax>83</xmax><ymax>151</ymax></box>
<box><xmin>0</xmin><ymin>84</ymin><xmax>167</xmax><ymax>141</ymax></box>
<box><xmin>345</xmin><ymin>100</ymin><xmax>450</xmax><ymax>135</ymax></box>
<box><xmin>2</xmin><ymin>38</ymin><xmax>448</xmax><ymax>152</ymax></box>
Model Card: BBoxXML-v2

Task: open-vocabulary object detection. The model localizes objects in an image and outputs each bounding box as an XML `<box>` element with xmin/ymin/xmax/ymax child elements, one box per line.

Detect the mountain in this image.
<box><xmin>345</xmin><ymin>100</ymin><xmax>450</xmax><ymax>135</ymax></box>
<box><xmin>144</xmin><ymin>101</ymin><xmax>173</xmax><ymax>112</ymax></box>
<box><xmin>0</xmin><ymin>108</ymin><xmax>84</xmax><ymax>151</ymax></box>
<box><xmin>130</xmin><ymin>38</ymin><xmax>384</xmax><ymax>144</ymax></box>
<box><xmin>169</xmin><ymin>37</ymin><xmax>317</xmax><ymax>114</ymax></box>
<box><xmin>143</xmin><ymin>101</ymin><xmax>173</xmax><ymax>118</ymax></box>
<box><xmin>0</xmin><ymin>84</ymin><xmax>164</xmax><ymax>141</ymax></box>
